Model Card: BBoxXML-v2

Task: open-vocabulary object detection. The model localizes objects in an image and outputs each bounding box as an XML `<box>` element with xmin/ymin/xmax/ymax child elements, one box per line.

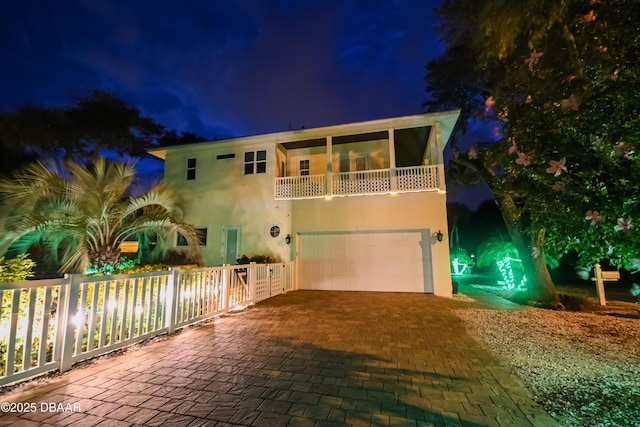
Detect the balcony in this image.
<box><xmin>274</xmin><ymin>165</ymin><xmax>441</xmax><ymax>200</ymax></box>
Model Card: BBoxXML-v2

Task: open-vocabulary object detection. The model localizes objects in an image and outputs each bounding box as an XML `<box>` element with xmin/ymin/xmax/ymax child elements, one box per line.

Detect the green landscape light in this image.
<box><xmin>497</xmin><ymin>256</ymin><xmax>527</xmax><ymax>291</ymax></box>
<box><xmin>451</xmin><ymin>257</ymin><xmax>469</xmax><ymax>275</ymax></box>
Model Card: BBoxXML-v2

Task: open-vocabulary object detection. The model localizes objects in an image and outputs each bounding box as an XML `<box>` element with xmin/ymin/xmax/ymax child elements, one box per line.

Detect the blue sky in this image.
<box><xmin>2</xmin><ymin>0</ymin><xmax>444</xmax><ymax>139</ymax></box>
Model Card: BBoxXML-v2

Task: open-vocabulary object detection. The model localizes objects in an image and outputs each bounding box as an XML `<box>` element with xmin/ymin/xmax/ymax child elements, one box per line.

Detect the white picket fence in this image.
<box><xmin>0</xmin><ymin>263</ymin><xmax>295</xmax><ymax>387</ymax></box>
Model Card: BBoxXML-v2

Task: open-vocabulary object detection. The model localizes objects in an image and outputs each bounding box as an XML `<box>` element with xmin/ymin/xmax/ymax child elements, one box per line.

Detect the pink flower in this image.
<box><xmin>584</xmin><ymin>10</ymin><xmax>596</xmax><ymax>22</ymax></box>
<box><xmin>515</xmin><ymin>152</ymin><xmax>532</xmax><ymax>166</ymax></box>
<box><xmin>524</xmin><ymin>51</ymin><xmax>544</xmax><ymax>70</ymax></box>
<box><xmin>485</xmin><ymin>96</ymin><xmax>495</xmax><ymax>112</ymax></box>
<box><xmin>531</xmin><ymin>247</ymin><xmax>540</xmax><ymax>259</ymax></box>
<box><xmin>552</xmin><ymin>182</ymin><xmax>565</xmax><ymax>192</ymax></box>
<box><xmin>467</xmin><ymin>146</ymin><xmax>478</xmax><ymax>160</ymax></box>
<box><xmin>546</xmin><ymin>157</ymin><xmax>568</xmax><ymax>176</ymax></box>
<box><xmin>614</xmin><ymin>217</ymin><xmax>634</xmax><ymax>232</ymax></box>
<box><xmin>585</xmin><ymin>210</ymin><xmax>605</xmax><ymax>226</ymax></box>
<box><xmin>508</xmin><ymin>140</ymin><xmax>518</xmax><ymax>154</ymax></box>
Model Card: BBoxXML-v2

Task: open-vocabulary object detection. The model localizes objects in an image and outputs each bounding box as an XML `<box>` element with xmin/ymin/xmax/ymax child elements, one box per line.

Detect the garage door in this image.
<box><xmin>298</xmin><ymin>230</ymin><xmax>433</xmax><ymax>293</ymax></box>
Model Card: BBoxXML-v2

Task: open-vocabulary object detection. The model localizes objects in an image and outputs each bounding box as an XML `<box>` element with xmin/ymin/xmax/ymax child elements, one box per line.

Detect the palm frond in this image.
<box><xmin>0</xmin><ymin>158</ymin><xmax>200</xmax><ymax>274</ymax></box>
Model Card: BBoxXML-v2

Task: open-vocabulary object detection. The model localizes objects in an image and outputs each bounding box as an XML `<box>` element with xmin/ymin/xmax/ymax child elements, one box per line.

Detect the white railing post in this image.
<box><xmin>221</xmin><ymin>265</ymin><xmax>229</xmax><ymax>314</ymax></box>
<box><xmin>388</xmin><ymin>128</ymin><xmax>398</xmax><ymax>192</ymax></box>
<box><xmin>166</xmin><ymin>269</ymin><xmax>179</xmax><ymax>334</ymax></box>
<box><xmin>59</xmin><ymin>274</ymin><xmax>82</xmax><ymax>373</ymax></box>
<box><xmin>249</xmin><ymin>263</ymin><xmax>257</xmax><ymax>301</ymax></box>
<box><xmin>326</xmin><ymin>135</ymin><xmax>333</xmax><ymax>197</ymax></box>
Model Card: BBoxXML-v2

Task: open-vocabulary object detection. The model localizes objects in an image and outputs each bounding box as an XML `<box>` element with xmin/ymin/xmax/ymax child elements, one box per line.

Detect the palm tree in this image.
<box><xmin>0</xmin><ymin>159</ymin><xmax>200</xmax><ymax>274</ymax></box>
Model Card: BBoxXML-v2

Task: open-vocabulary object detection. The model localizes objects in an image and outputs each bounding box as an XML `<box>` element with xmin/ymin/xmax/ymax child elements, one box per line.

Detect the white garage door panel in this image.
<box><xmin>298</xmin><ymin>231</ymin><xmax>432</xmax><ymax>293</ymax></box>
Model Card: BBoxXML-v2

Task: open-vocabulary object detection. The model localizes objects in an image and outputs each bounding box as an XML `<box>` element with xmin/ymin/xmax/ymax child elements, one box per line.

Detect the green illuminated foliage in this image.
<box><xmin>0</xmin><ymin>254</ymin><xmax>36</xmax><ymax>283</ymax></box>
<box><xmin>450</xmin><ymin>248</ymin><xmax>475</xmax><ymax>275</ymax></box>
<box><xmin>0</xmin><ymin>159</ymin><xmax>200</xmax><ymax>274</ymax></box>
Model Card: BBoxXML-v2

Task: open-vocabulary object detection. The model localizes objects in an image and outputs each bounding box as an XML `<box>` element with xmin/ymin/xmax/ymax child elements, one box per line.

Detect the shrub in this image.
<box><xmin>237</xmin><ymin>254</ymin><xmax>281</xmax><ymax>265</ymax></box>
<box><xmin>160</xmin><ymin>249</ymin><xmax>203</xmax><ymax>267</ymax></box>
<box><xmin>0</xmin><ymin>254</ymin><xmax>36</xmax><ymax>282</ymax></box>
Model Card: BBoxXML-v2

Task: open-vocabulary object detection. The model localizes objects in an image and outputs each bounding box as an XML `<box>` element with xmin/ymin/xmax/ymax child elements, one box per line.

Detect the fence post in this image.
<box><xmin>166</xmin><ymin>269</ymin><xmax>179</xmax><ymax>334</ymax></box>
<box><xmin>221</xmin><ymin>265</ymin><xmax>229</xmax><ymax>314</ymax></box>
<box><xmin>246</xmin><ymin>263</ymin><xmax>255</xmax><ymax>302</ymax></box>
<box><xmin>59</xmin><ymin>274</ymin><xmax>82</xmax><ymax>373</ymax></box>
<box><xmin>283</xmin><ymin>263</ymin><xmax>289</xmax><ymax>293</ymax></box>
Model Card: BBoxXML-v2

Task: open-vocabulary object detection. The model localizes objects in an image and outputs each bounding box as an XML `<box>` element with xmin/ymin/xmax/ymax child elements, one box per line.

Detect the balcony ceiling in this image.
<box><xmin>280</xmin><ymin>130</ymin><xmax>389</xmax><ymax>149</ymax></box>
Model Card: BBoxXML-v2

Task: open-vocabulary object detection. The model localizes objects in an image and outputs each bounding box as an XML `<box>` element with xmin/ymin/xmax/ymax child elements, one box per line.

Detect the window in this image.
<box><xmin>299</xmin><ymin>159</ymin><xmax>310</xmax><ymax>176</ymax></box>
<box><xmin>244</xmin><ymin>150</ymin><xmax>267</xmax><ymax>174</ymax></box>
<box><xmin>269</xmin><ymin>225</ymin><xmax>280</xmax><ymax>238</ymax></box>
<box><xmin>217</xmin><ymin>153</ymin><xmax>235</xmax><ymax>160</ymax></box>
<box><xmin>339</xmin><ymin>157</ymin><xmax>350</xmax><ymax>173</ymax></box>
<box><xmin>186</xmin><ymin>158</ymin><xmax>196</xmax><ymax>180</ymax></box>
<box><xmin>177</xmin><ymin>228</ymin><xmax>207</xmax><ymax>246</ymax></box>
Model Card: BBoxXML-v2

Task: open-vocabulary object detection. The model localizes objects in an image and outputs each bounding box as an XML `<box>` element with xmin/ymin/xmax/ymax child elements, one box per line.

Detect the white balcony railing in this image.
<box><xmin>332</xmin><ymin>169</ymin><xmax>391</xmax><ymax>195</ymax></box>
<box><xmin>274</xmin><ymin>165</ymin><xmax>441</xmax><ymax>200</ymax></box>
<box><xmin>396</xmin><ymin>165</ymin><xmax>440</xmax><ymax>191</ymax></box>
<box><xmin>274</xmin><ymin>174</ymin><xmax>326</xmax><ymax>199</ymax></box>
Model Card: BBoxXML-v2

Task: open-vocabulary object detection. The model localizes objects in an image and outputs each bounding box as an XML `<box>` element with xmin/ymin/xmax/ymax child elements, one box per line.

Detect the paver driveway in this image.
<box><xmin>0</xmin><ymin>291</ymin><xmax>557</xmax><ymax>426</ymax></box>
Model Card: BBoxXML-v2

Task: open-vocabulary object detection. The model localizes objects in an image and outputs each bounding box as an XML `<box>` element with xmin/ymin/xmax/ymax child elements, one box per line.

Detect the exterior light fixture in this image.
<box><xmin>285</xmin><ymin>234</ymin><xmax>291</xmax><ymax>245</ymax></box>
<box><xmin>436</xmin><ymin>231</ymin><xmax>444</xmax><ymax>242</ymax></box>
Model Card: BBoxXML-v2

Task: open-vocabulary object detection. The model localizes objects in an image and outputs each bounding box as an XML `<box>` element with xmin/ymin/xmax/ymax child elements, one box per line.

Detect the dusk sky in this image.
<box><xmin>1</xmin><ymin>0</ymin><xmax>492</xmax><ymax>208</ymax></box>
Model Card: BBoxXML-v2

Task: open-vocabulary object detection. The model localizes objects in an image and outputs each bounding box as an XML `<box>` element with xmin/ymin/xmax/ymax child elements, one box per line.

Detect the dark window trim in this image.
<box><xmin>186</xmin><ymin>157</ymin><xmax>196</xmax><ymax>180</ymax></box>
<box><xmin>244</xmin><ymin>150</ymin><xmax>267</xmax><ymax>174</ymax></box>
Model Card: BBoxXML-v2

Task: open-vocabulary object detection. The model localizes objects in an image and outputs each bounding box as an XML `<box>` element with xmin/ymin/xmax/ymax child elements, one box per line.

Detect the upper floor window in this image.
<box><xmin>244</xmin><ymin>150</ymin><xmax>266</xmax><ymax>174</ymax></box>
<box><xmin>299</xmin><ymin>159</ymin><xmax>310</xmax><ymax>176</ymax></box>
<box><xmin>186</xmin><ymin>158</ymin><xmax>196</xmax><ymax>180</ymax></box>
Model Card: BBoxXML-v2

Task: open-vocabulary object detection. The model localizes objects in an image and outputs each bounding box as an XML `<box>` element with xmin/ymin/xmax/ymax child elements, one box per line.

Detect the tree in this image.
<box><xmin>0</xmin><ymin>90</ymin><xmax>164</xmax><ymax>170</ymax></box>
<box><xmin>426</xmin><ymin>0</ymin><xmax>640</xmax><ymax>301</ymax></box>
<box><xmin>157</xmin><ymin>130</ymin><xmax>207</xmax><ymax>146</ymax></box>
<box><xmin>0</xmin><ymin>158</ymin><xmax>200</xmax><ymax>274</ymax></box>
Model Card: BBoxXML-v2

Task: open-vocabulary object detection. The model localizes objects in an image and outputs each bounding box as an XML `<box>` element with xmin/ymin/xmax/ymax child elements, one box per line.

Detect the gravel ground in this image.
<box><xmin>453</xmin><ymin>293</ymin><xmax>640</xmax><ymax>427</ymax></box>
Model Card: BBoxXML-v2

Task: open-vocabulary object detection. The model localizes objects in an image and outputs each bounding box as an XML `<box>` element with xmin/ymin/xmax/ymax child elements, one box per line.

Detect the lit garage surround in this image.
<box><xmin>297</xmin><ymin>230</ymin><xmax>434</xmax><ymax>293</ymax></box>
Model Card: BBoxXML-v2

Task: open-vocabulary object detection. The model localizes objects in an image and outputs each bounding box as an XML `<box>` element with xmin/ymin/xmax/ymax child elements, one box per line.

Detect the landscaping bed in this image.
<box><xmin>454</xmin><ymin>287</ymin><xmax>640</xmax><ymax>427</ymax></box>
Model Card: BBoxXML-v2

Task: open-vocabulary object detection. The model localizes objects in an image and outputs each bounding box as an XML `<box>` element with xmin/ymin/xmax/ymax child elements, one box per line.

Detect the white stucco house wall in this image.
<box><xmin>148</xmin><ymin>110</ymin><xmax>460</xmax><ymax>297</ymax></box>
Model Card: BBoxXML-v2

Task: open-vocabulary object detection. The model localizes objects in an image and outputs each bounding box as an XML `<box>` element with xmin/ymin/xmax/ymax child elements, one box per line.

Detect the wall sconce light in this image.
<box><xmin>436</xmin><ymin>231</ymin><xmax>444</xmax><ymax>242</ymax></box>
<box><xmin>285</xmin><ymin>234</ymin><xmax>291</xmax><ymax>245</ymax></box>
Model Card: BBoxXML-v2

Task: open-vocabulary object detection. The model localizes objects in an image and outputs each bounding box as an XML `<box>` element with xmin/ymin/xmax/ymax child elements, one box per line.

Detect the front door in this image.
<box><xmin>222</xmin><ymin>226</ymin><xmax>240</xmax><ymax>264</ymax></box>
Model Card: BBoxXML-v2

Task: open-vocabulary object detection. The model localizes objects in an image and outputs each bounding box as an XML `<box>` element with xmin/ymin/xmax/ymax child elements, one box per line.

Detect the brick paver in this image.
<box><xmin>0</xmin><ymin>290</ymin><xmax>558</xmax><ymax>426</ymax></box>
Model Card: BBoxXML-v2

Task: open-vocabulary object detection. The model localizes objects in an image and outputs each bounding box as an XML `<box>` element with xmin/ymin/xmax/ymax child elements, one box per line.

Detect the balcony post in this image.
<box><xmin>326</xmin><ymin>135</ymin><xmax>333</xmax><ymax>197</ymax></box>
<box><xmin>434</xmin><ymin>122</ymin><xmax>446</xmax><ymax>190</ymax></box>
<box><xmin>388</xmin><ymin>128</ymin><xmax>398</xmax><ymax>192</ymax></box>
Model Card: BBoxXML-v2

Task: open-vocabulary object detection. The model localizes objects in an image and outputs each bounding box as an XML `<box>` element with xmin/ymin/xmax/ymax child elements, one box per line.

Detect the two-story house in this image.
<box><xmin>148</xmin><ymin>110</ymin><xmax>460</xmax><ymax>296</ymax></box>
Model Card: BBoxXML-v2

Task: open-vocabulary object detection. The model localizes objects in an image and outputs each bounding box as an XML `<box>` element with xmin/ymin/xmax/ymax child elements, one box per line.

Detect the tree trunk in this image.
<box><xmin>497</xmin><ymin>195</ymin><xmax>557</xmax><ymax>302</ymax></box>
<box><xmin>89</xmin><ymin>245</ymin><xmax>121</xmax><ymax>271</ymax></box>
